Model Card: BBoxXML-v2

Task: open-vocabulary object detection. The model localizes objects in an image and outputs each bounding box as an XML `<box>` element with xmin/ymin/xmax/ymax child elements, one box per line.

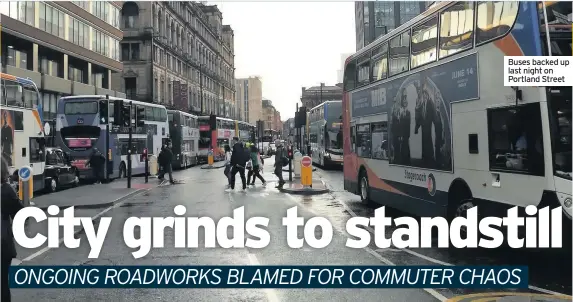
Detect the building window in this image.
<box><xmin>68</xmin><ymin>65</ymin><xmax>84</xmax><ymax>83</ymax></box>
<box><xmin>439</xmin><ymin>2</ymin><xmax>474</xmax><ymax>59</ymax></box>
<box><xmin>411</xmin><ymin>16</ymin><xmax>438</xmax><ymax>68</ymax></box>
<box><xmin>121</xmin><ymin>43</ymin><xmax>140</xmax><ymax>61</ymax></box>
<box><xmin>69</xmin><ymin>17</ymin><xmax>90</xmax><ymax>48</ymax></box>
<box><xmin>37</xmin><ymin>3</ymin><xmax>64</xmax><ymax>39</ymax></box>
<box><xmin>125</xmin><ymin>78</ymin><xmax>137</xmax><ymax>99</ymax></box>
<box><xmin>72</xmin><ymin>1</ymin><xmax>88</xmax><ymax>11</ymax></box>
<box><xmin>0</xmin><ymin>2</ymin><xmax>34</xmax><ymax>26</ymax></box>
<box><xmin>122</xmin><ymin>2</ymin><xmax>139</xmax><ymax>29</ymax></box>
<box><xmin>6</xmin><ymin>47</ymin><xmax>29</xmax><ymax>70</ymax></box>
<box><xmin>40</xmin><ymin>57</ymin><xmax>60</xmax><ymax>77</ymax></box>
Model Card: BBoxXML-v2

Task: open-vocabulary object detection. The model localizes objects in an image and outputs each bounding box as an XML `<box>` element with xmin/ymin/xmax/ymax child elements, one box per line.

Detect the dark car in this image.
<box><xmin>44</xmin><ymin>147</ymin><xmax>79</xmax><ymax>192</ymax></box>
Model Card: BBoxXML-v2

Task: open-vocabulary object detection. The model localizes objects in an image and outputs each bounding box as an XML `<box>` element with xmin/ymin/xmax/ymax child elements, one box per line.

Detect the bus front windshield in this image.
<box><xmin>199</xmin><ymin>131</ymin><xmax>211</xmax><ymax>148</ymax></box>
<box><xmin>549</xmin><ymin>88</ymin><xmax>572</xmax><ymax>180</ymax></box>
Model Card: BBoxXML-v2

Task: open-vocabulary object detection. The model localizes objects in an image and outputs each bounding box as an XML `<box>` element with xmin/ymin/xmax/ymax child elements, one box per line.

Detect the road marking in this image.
<box><xmin>18</xmin><ymin>177</ymin><xmax>184</xmax><ymax>263</ymax></box>
<box><xmin>445</xmin><ymin>292</ymin><xmax>572</xmax><ymax>302</ymax></box>
<box><xmin>247</xmin><ymin>253</ymin><xmax>281</xmax><ymax>302</ymax></box>
<box><xmin>285</xmin><ymin>193</ymin><xmax>447</xmax><ymax>302</ymax></box>
<box><xmin>328</xmin><ymin>191</ymin><xmax>569</xmax><ymax>297</ymax></box>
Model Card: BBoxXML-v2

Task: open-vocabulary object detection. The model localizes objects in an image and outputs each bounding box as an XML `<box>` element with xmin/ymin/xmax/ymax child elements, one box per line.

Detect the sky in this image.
<box><xmin>211</xmin><ymin>2</ymin><xmax>356</xmax><ymax>119</ymax></box>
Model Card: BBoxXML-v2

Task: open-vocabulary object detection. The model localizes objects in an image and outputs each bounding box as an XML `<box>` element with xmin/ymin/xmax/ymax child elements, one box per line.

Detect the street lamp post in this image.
<box><xmin>199</xmin><ymin>64</ymin><xmax>204</xmax><ymax>115</ymax></box>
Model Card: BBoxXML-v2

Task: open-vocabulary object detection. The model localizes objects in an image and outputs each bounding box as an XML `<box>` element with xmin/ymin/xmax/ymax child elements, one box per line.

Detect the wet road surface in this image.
<box><xmin>11</xmin><ymin>159</ymin><xmax>573</xmax><ymax>301</ymax></box>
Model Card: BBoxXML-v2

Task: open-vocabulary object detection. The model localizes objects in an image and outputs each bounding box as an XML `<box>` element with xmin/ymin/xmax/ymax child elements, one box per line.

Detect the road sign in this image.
<box><xmin>300</xmin><ymin>156</ymin><xmax>312</xmax><ymax>187</ymax></box>
<box><xmin>18</xmin><ymin>166</ymin><xmax>32</xmax><ymax>182</ymax></box>
<box><xmin>18</xmin><ymin>166</ymin><xmax>33</xmax><ymax>205</ymax></box>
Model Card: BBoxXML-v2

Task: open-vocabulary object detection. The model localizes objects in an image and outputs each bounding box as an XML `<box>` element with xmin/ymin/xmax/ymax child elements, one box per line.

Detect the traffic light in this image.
<box><xmin>135</xmin><ymin>106</ymin><xmax>145</xmax><ymax>127</ymax></box>
<box><xmin>113</xmin><ymin>99</ymin><xmax>123</xmax><ymax>126</ymax></box>
<box><xmin>209</xmin><ymin>114</ymin><xmax>216</xmax><ymax>130</ymax></box>
<box><xmin>99</xmin><ymin>100</ymin><xmax>108</xmax><ymax>124</ymax></box>
<box><xmin>287</xmin><ymin>145</ymin><xmax>293</xmax><ymax>159</ymax></box>
<box><xmin>120</xmin><ymin>102</ymin><xmax>131</xmax><ymax>127</ymax></box>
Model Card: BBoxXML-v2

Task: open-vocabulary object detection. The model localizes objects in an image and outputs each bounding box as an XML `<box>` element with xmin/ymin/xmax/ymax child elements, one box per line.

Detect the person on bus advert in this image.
<box><xmin>228</xmin><ymin>137</ymin><xmax>248</xmax><ymax>192</ymax></box>
<box><xmin>1</xmin><ymin>111</ymin><xmax>14</xmax><ymax>166</ymax></box>
<box><xmin>1</xmin><ymin>155</ymin><xmax>24</xmax><ymax>302</ymax></box>
<box><xmin>86</xmin><ymin>148</ymin><xmax>106</xmax><ymax>184</ymax></box>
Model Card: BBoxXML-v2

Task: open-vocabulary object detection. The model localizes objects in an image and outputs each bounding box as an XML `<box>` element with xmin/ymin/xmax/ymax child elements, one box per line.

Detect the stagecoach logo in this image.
<box><xmin>427</xmin><ymin>173</ymin><xmax>436</xmax><ymax>196</ymax></box>
<box><xmin>77</xmin><ymin>118</ymin><xmax>84</xmax><ymax>124</ymax></box>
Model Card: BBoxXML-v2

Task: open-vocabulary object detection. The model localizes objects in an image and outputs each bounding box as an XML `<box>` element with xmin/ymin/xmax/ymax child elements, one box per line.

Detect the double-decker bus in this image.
<box><xmin>197</xmin><ymin>116</ymin><xmax>235</xmax><ymax>162</ymax></box>
<box><xmin>1</xmin><ymin>73</ymin><xmax>47</xmax><ymax>191</ymax></box>
<box><xmin>168</xmin><ymin>110</ymin><xmax>199</xmax><ymax>169</ymax></box>
<box><xmin>342</xmin><ymin>0</ymin><xmax>571</xmax><ymax>230</ymax></box>
<box><xmin>236</xmin><ymin>120</ymin><xmax>255</xmax><ymax>142</ymax></box>
<box><xmin>56</xmin><ymin>96</ymin><xmax>169</xmax><ymax>180</ymax></box>
<box><xmin>309</xmin><ymin>101</ymin><xmax>344</xmax><ymax>168</ymax></box>
<box><xmin>261</xmin><ymin>129</ymin><xmax>278</xmax><ymax>155</ymax></box>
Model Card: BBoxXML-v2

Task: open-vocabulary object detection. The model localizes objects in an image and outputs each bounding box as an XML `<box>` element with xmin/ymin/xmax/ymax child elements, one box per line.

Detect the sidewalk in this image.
<box><xmin>200</xmin><ymin>162</ymin><xmax>226</xmax><ymax>169</ymax></box>
<box><xmin>279</xmin><ymin>179</ymin><xmax>329</xmax><ymax>195</ymax></box>
<box><xmin>31</xmin><ymin>177</ymin><xmax>158</xmax><ymax>210</ymax></box>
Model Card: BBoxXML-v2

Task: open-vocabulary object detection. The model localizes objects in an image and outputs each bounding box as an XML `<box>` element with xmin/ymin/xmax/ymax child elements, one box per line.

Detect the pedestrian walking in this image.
<box><xmin>223</xmin><ymin>144</ymin><xmax>232</xmax><ymax>188</ymax></box>
<box><xmin>274</xmin><ymin>140</ymin><xmax>287</xmax><ymax>188</ymax></box>
<box><xmin>247</xmin><ymin>145</ymin><xmax>266</xmax><ymax>186</ymax></box>
<box><xmin>227</xmin><ymin>137</ymin><xmax>249</xmax><ymax>192</ymax></box>
<box><xmin>1</xmin><ymin>156</ymin><xmax>24</xmax><ymax>302</ymax></box>
<box><xmin>86</xmin><ymin>148</ymin><xmax>105</xmax><ymax>184</ymax></box>
<box><xmin>158</xmin><ymin>144</ymin><xmax>175</xmax><ymax>184</ymax></box>
<box><xmin>157</xmin><ymin>145</ymin><xmax>165</xmax><ymax>180</ymax></box>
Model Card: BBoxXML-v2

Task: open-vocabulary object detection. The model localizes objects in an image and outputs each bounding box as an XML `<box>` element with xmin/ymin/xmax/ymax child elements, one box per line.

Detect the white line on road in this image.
<box><xmin>19</xmin><ymin>176</ymin><xmax>192</xmax><ymax>263</ymax></box>
<box><xmin>284</xmin><ymin>193</ymin><xmax>448</xmax><ymax>302</ymax></box>
<box><xmin>247</xmin><ymin>253</ymin><xmax>281</xmax><ymax>302</ymax></box>
<box><xmin>328</xmin><ymin>189</ymin><xmax>569</xmax><ymax>297</ymax></box>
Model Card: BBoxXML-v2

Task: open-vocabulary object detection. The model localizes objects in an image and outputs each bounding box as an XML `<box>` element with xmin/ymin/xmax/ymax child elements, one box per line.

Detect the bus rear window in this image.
<box><xmin>64</xmin><ymin>101</ymin><xmax>98</xmax><ymax>114</ymax></box>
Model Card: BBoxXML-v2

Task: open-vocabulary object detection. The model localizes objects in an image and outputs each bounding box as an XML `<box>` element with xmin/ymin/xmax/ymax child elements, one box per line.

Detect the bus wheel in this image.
<box><xmin>359</xmin><ymin>171</ymin><xmax>371</xmax><ymax>205</ymax></box>
<box><xmin>453</xmin><ymin>199</ymin><xmax>477</xmax><ymax>235</ymax></box>
<box><xmin>119</xmin><ymin>163</ymin><xmax>127</xmax><ymax>178</ymax></box>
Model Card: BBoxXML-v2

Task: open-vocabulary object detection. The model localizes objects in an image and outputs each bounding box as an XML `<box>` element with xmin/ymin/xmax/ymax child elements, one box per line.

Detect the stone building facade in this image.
<box><xmin>113</xmin><ymin>1</ymin><xmax>235</xmax><ymax>117</ymax></box>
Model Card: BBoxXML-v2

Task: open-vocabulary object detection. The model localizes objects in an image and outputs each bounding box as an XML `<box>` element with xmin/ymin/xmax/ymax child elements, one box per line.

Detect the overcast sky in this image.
<box><xmin>212</xmin><ymin>2</ymin><xmax>356</xmax><ymax>119</ymax></box>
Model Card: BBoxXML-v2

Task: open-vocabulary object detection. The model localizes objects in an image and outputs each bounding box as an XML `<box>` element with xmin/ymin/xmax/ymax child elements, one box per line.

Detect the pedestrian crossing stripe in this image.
<box><xmin>446</xmin><ymin>292</ymin><xmax>572</xmax><ymax>302</ymax></box>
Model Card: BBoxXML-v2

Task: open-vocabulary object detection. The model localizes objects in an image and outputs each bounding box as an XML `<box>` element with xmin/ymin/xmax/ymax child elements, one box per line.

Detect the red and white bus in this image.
<box><xmin>342</xmin><ymin>1</ymin><xmax>571</xmax><ymax>228</ymax></box>
<box><xmin>197</xmin><ymin>116</ymin><xmax>235</xmax><ymax>162</ymax></box>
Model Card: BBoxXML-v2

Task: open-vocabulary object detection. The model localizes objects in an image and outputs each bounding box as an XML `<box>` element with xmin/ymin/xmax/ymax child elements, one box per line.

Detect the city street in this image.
<box><xmin>11</xmin><ymin>158</ymin><xmax>573</xmax><ymax>302</ymax></box>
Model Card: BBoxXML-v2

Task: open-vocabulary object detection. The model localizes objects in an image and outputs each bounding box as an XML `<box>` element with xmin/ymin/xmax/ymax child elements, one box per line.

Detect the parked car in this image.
<box><xmin>43</xmin><ymin>147</ymin><xmax>79</xmax><ymax>192</ymax></box>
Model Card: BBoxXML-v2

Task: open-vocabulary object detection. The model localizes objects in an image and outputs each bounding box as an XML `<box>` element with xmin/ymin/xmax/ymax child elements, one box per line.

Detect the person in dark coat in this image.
<box><xmin>228</xmin><ymin>137</ymin><xmax>247</xmax><ymax>191</ymax></box>
<box><xmin>158</xmin><ymin>144</ymin><xmax>175</xmax><ymax>184</ymax></box>
<box><xmin>1</xmin><ymin>156</ymin><xmax>24</xmax><ymax>302</ymax></box>
<box><xmin>86</xmin><ymin>148</ymin><xmax>105</xmax><ymax>184</ymax></box>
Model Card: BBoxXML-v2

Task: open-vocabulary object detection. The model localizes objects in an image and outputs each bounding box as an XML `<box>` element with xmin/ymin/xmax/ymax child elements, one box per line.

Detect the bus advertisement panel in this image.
<box><xmin>1</xmin><ymin>73</ymin><xmax>47</xmax><ymax>192</ymax></box>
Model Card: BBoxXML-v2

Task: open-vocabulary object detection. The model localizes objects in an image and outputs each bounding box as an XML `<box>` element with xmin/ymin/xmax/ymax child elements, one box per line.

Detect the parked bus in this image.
<box><xmin>342</xmin><ymin>1</ymin><xmax>572</xmax><ymax>230</ymax></box>
<box><xmin>308</xmin><ymin>101</ymin><xmax>344</xmax><ymax>168</ymax></box>
<box><xmin>197</xmin><ymin>116</ymin><xmax>234</xmax><ymax>162</ymax></box>
<box><xmin>168</xmin><ymin>110</ymin><xmax>199</xmax><ymax>169</ymax></box>
<box><xmin>56</xmin><ymin>96</ymin><xmax>169</xmax><ymax>180</ymax></box>
<box><xmin>1</xmin><ymin>73</ymin><xmax>47</xmax><ymax>191</ymax></box>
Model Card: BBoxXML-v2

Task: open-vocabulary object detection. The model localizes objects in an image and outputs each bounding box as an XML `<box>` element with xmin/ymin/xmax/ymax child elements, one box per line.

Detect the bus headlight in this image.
<box><xmin>564</xmin><ymin>198</ymin><xmax>572</xmax><ymax>209</ymax></box>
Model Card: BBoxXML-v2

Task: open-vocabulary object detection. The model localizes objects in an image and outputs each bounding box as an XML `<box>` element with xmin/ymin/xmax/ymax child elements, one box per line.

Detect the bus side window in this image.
<box><xmin>350</xmin><ymin>126</ymin><xmax>356</xmax><ymax>151</ymax></box>
<box><xmin>5</xmin><ymin>81</ymin><xmax>23</xmax><ymax>106</ymax></box>
<box><xmin>30</xmin><ymin>137</ymin><xmax>45</xmax><ymax>163</ymax></box>
<box><xmin>23</xmin><ymin>86</ymin><xmax>38</xmax><ymax>108</ymax></box>
<box><xmin>487</xmin><ymin>103</ymin><xmax>544</xmax><ymax>176</ymax></box>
